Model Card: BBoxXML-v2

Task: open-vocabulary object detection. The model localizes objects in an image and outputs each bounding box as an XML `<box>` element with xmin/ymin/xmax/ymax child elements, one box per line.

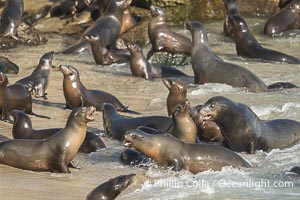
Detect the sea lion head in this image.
<box><xmin>11</xmin><ymin>109</ymin><xmax>33</xmax><ymax>128</ymax></box>
<box><xmin>102</xmin><ymin>103</ymin><xmax>119</xmax><ymax>119</ymax></box>
<box><xmin>37</xmin><ymin>51</ymin><xmax>54</xmax><ymax>70</ymax></box>
<box><xmin>0</xmin><ymin>72</ymin><xmax>9</xmax><ymax>87</ymax></box>
<box><xmin>173</xmin><ymin>99</ymin><xmax>190</xmax><ymax>119</ymax></box>
<box><xmin>68</xmin><ymin>106</ymin><xmax>96</xmax><ymax>125</ymax></box>
<box><xmin>162</xmin><ymin>78</ymin><xmax>186</xmax><ymax>95</ymax></box>
<box><xmin>223</xmin><ymin>0</ymin><xmax>238</xmax><ymax>14</ymax></box>
<box><xmin>59</xmin><ymin>65</ymin><xmax>80</xmax><ymax>80</ymax></box>
<box><xmin>149</xmin><ymin>5</ymin><xmax>165</xmax><ymax>18</ymax></box>
<box><xmin>229</xmin><ymin>15</ymin><xmax>249</xmax><ymax>35</ymax></box>
<box><xmin>110</xmin><ymin>173</ymin><xmax>137</xmax><ymax>192</ymax></box>
<box><xmin>123</xmin><ymin>129</ymin><xmax>150</xmax><ymax>149</ymax></box>
<box><xmin>186</xmin><ymin>21</ymin><xmax>208</xmax><ymax>44</ymax></box>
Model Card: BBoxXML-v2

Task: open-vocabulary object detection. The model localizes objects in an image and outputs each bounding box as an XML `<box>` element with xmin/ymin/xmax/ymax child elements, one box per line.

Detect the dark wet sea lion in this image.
<box><xmin>290</xmin><ymin>166</ymin><xmax>300</xmax><ymax>175</ymax></box>
<box><xmin>0</xmin><ymin>73</ymin><xmax>49</xmax><ymax>121</ymax></box>
<box><xmin>0</xmin><ymin>106</ymin><xmax>95</xmax><ymax>173</ymax></box>
<box><xmin>171</xmin><ymin>100</ymin><xmax>197</xmax><ymax>143</ymax></box>
<box><xmin>16</xmin><ymin>51</ymin><xmax>54</xmax><ymax>100</ymax></box>
<box><xmin>60</xmin><ymin>65</ymin><xmax>138</xmax><ymax>114</ymax></box>
<box><xmin>86</xmin><ymin>174</ymin><xmax>136</xmax><ymax>200</ymax></box>
<box><xmin>60</xmin><ymin>0</ymin><xmax>127</xmax><ymax>54</ymax></box>
<box><xmin>147</xmin><ymin>5</ymin><xmax>192</xmax><ymax>59</ymax></box>
<box><xmin>0</xmin><ymin>0</ymin><xmax>23</xmax><ymax>38</ymax></box>
<box><xmin>127</xmin><ymin>43</ymin><xmax>188</xmax><ymax>79</ymax></box>
<box><xmin>0</xmin><ymin>56</ymin><xmax>19</xmax><ymax>74</ymax></box>
<box><xmin>230</xmin><ymin>15</ymin><xmax>300</xmax><ymax>64</ymax></box>
<box><xmin>199</xmin><ymin>96</ymin><xmax>300</xmax><ymax>154</ymax></box>
<box><xmin>102</xmin><ymin>103</ymin><xmax>172</xmax><ymax>141</ymax></box>
<box><xmin>264</xmin><ymin>0</ymin><xmax>300</xmax><ymax>36</ymax></box>
<box><xmin>223</xmin><ymin>0</ymin><xmax>240</xmax><ymax>38</ymax></box>
<box><xmin>84</xmin><ymin>34</ymin><xmax>129</xmax><ymax>65</ymax></box>
<box><xmin>11</xmin><ymin>109</ymin><xmax>105</xmax><ymax>153</ymax></box>
<box><xmin>186</xmin><ymin>21</ymin><xmax>268</xmax><ymax>92</ymax></box>
<box><xmin>124</xmin><ymin>129</ymin><xmax>251</xmax><ymax>173</ymax></box>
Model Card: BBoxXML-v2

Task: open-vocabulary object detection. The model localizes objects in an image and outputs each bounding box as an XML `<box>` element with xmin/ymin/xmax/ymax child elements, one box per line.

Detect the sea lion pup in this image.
<box><xmin>0</xmin><ymin>106</ymin><xmax>95</xmax><ymax>173</ymax></box>
<box><xmin>199</xmin><ymin>96</ymin><xmax>300</xmax><ymax>154</ymax></box>
<box><xmin>124</xmin><ymin>129</ymin><xmax>251</xmax><ymax>173</ymax></box>
<box><xmin>147</xmin><ymin>5</ymin><xmax>192</xmax><ymax>59</ymax></box>
<box><xmin>0</xmin><ymin>0</ymin><xmax>23</xmax><ymax>38</ymax></box>
<box><xmin>11</xmin><ymin>110</ymin><xmax>105</xmax><ymax>153</ymax></box>
<box><xmin>230</xmin><ymin>15</ymin><xmax>300</xmax><ymax>64</ymax></box>
<box><xmin>223</xmin><ymin>0</ymin><xmax>240</xmax><ymax>38</ymax></box>
<box><xmin>186</xmin><ymin>21</ymin><xmax>298</xmax><ymax>92</ymax></box>
<box><xmin>84</xmin><ymin>34</ymin><xmax>129</xmax><ymax>65</ymax></box>
<box><xmin>0</xmin><ymin>73</ymin><xmax>49</xmax><ymax>121</ymax></box>
<box><xmin>264</xmin><ymin>0</ymin><xmax>300</xmax><ymax>36</ymax></box>
<box><xmin>127</xmin><ymin>43</ymin><xmax>188</xmax><ymax>79</ymax></box>
<box><xmin>60</xmin><ymin>0</ymin><xmax>127</xmax><ymax>54</ymax></box>
<box><xmin>102</xmin><ymin>103</ymin><xmax>172</xmax><ymax>141</ymax></box>
<box><xmin>60</xmin><ymin>65</ymin><xmax>138</xmax><ymax>114</ymax></box>
<box><xmin>171</xmin><ymin>100</ymin><xmax>197</xmax><ymax>143</ymax></box>
<box><xmin>16</xmin><ymin>51</ymin><xmax>54</xmax><ymax>100</ymax></box>
<box><xmin>86</xmin><ymin>174</ymin><xmax>136</xmax><ymax>200</ymax></box>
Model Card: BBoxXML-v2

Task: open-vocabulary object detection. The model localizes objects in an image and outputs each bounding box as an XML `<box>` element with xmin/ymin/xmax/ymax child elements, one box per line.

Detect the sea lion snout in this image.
<box><xmin>85</xmin><ymin>106</ymin><xmax>96</xmax><ymax>121</ymax></box>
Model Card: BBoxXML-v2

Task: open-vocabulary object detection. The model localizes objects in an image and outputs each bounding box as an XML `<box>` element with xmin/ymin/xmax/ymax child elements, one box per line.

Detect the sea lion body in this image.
<box><xmin>124</xmin><ymin>129</ymin><xmax>251</xmax><ymax>173</ymax></box>
<box><xmin>0</xmin><ymin>0</ymin><xmax>23</xmax><ymax>38</ymax></box>
<box><xmin>86</xmin><ymin>174</ymin><xmax>136</xmax><ymax>200</ymax></box>
<box><xmin>102</xmin><ymin>103</ymin><xmax>172</xmax><ymax>141</ymax></box>
<box><xmin>199</xmin><ymin>96</ymin><xmax>300</xmax><ymax>153</ymax></box>
<box><xmin>0</xmin><ymin>106</ymin><xmax>95</xmax><ymax>172</ymax></box>
<box><xmin>230</xmin><ymin>15</ymin><xmax>300</xmax><ymax>64</ymax></box>
<box><xmin>16</xmin><ymin>51</ymin><xmax>54</xmax><ymax>99</ymax></box>
<box><xmin>186</xmin><ymin>21</ymin><xmax>268</xmax><ymax>92</ymax></box>
<box><xmin>147</xmin><ymin>5</ymin><xmax>192</xmax><ymax>59</ymax></box>
<box><xmin>11</xmin><ymin>110</ymin><xmax>105</xmax><ymax>153</ymax></box>
<box><xmin>120</xmin><ymin>0</ymin><xmax>136</xmax><ymax>34</ymax></box>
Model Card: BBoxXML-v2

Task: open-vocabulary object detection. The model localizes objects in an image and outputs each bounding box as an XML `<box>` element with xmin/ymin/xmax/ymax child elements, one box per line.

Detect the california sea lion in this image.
<box><xmin>127</xmin><ymin>43</ymin><xmax>188</xmax><ymax>79</ymax></box>
<box><xmin>0</xmin><ymin>73</ymin><xmax>49</xmax><ymax>121</ymax></box>
<box><xmin>124</xmin><ymin>129</ymin><xmax>251</xmax><ymax>173</ymax></box>
<box><xmin>0</xmin><ymin>56</ymin><xmax>19</xmax><ymax>74</ymax></box>
<box><xmin>199</xmin><ymin>96</ymin><xmax>300</xmax><ymax>154</ymax></box>
<box><xmin>84</xmin><ymin>34</ymin><xmax>129</xmax><ymax>65</ymax></box>
<box><xmin>120</xmin><ymin>148</ymin><xmax>152</xmax><ymax>166</ymax></box>
<box><xmin>120</xmin><ymin>0</ymin><xmax>136</xmax><ymax>34</ymax></box>
<box><xmin>16</xmin><ymin>51</ymin><xmax>54</xmax><ymax>100</ymax></box>
<box><xmin>290</xmin><ymin>166</ymin><xmax>300</xmax><ymax>175</ymax></box>
<box><xmin>11</xmin><ymin>109</ymin><xmax>105</xmax><ymax>153</ymax></box>
<box><xmin>0</xmin><ymin>106</ymin><xmax>95</xmax><ymax>173</ymax></box>
<box><xmin>86</xmin><ymin>174</ymin><xmax>136</xmax><ymax>200</ymax></box>
<box><xmin>0</xmin><ymin>0</ymin><xmax>23</xmax><ymax>38</ymax></box>
<box><xmin>230</xmin><ymin>15</ymin><xmax>300</xmax><ymax>64</ymax></box>
<box><xmin>60</xmin><ymin>0</ymin><xmax>127</xmax><ymax>54</ymax></box>
<box><xmin>264</xmin><ymin>0</ymin><xmax>300</xmax><ymax>36</ymax></box>
<box><xmin>147</xmin><ymin>5</ymin><xmax>192</xmax><ymax>59</ymax></box>
<box><xmin>60</xmin><ymin>65</ymin><xmax>138</xmax><ymax>114</ymax></box>
<box><xmin>102</xmin><ymin>103</ymin><xmax>172</xmax><ymax>141</ymax></box>
<box><xmin>223</xmin><ymin>0</ymin><xmax>240</xmax><ymax>38</ymax></box>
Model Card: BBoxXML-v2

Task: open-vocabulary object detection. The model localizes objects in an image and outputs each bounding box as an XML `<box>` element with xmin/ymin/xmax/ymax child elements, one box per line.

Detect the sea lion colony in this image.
<box><xmin>0</xmin><ymin>0</ymin><xmax>300</xmax><ymax>199</ymax></box>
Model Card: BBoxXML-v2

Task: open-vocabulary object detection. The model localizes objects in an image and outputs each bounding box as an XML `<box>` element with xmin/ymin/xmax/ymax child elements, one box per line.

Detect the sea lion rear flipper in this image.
<box><xmin>267</xmin><ymin>82</ymin><xmax>298</xmax><ymax>90</ymax></box>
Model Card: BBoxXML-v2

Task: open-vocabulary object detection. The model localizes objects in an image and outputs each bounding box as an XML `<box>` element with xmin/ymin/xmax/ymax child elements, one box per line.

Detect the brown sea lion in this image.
<box><xmin>0</xmin><ymin>73</ymin><xmax>49</xmax><ymax>122</ymax></box>
<box><xmin>127</xmin><ymin>43</ymin><xmax>188</xmax><ymax>79</ymax></box>
<box><xmin>60</xmin><ymin>0</ymin><xmax>127</xmax><ymax>54</ymax></box>
<box><xmin>16</xmin><ymin>51</ymin><xmax>54</xmax><ymax>100</ymax></box>
<box><xmin>120</xmin><ymin>0</ymin><xmax>136</xmax><ymax>34</ymax></box>
<box><xmin>102</xmin><ymin>103</ymin><xmax>172</xmax><ymax>141</ymax></box>
<box><xmin>60</xmin><ymin>65</ymin><xmax>138</xmax><ymax>114</ymax></box>
<box><xmin>86</xmin><ymin>174</ymin><xmax>136</xmax><ymax>200</ymax></box>
<box><xmin>124</xmin><ymin>129</ymin><xmax>251</xmax><ymax>173</ymax></box>
<box><xmin>264</xmin><ymin>0</ymin><xmax>300</xmax><ymax>36</ymax></box>
<box><xmin>0</xmin><ymin>0</ymin><xmax>23</xmax><ymax>38</ymax></box>
<box><xmin>11</xmin><ymin>109</ymin><xmax>105</xmax><ymax>153</ymax></box>
<box><xmin>230</xmin><ymin>15</ymin><xmax>300</xmax><ymax>64</ymax></box>
<box><xmin>84</xmin><ymin>34</ymin><xmax>129</xmax><ymax>65</ymax></box>
<box><xmin>0</xmin><ymin>106</ymin><xmax>95</xmax><ymax>173</ymax></box>
<box><xmin>199</xmin><ymin>96</ymin><xmax>300</xmax><ymax>154</ymax></box>
<box><xmin>147</xmin><ymin>5</ymin><xmax>192</xmax><ymax>59</ymax></box>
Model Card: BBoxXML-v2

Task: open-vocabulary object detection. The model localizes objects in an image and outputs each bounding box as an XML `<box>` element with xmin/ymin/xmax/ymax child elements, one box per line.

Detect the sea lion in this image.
<box><xmin>264</xmin><ymin>0</ymin><xmax>300</xmax><ymax>36</ymax></box>
<box><xmin>199</xmin><ymin>96</ymin><xmax>300</xmax><ymax>154</ymax></box>
<box><xmin>171</xmin><ymin>100</ymin><xmax>197</xmax><ymax>143</ymax></box>
<box><xmin>120</xmin><ymin>0</ymin><xmax>136</xmax><ymax>34</ymax></box>
<box><xmin>84</xmin><ymin>34</ymin><xmax>129</xmax><ymax>65</ymax></box>
<box><xmin>290</xmin><ymin>166</ymin><xmax>300</xmax><ymax>175</ymax></box>
<box><xmin>16</xmin><ymin>51</ymin><xmax>54</xmax><ymax>100</ymax></box>
<box><xmin>223</xmin><ymin>0</ymin><xmax>240</xmax><ymax>38</ymax></box>
<box><xmin>120</xmin><ymin>148</ymin><xmax>152</xmax><ymax>166</ymax></box>
<box><xmin>0</xmin><ymin>73</ymin><xmax>49</xmax><ymax>121</ymax></box>
<box><xmin>147</xmin><ymin>5</ymin><xmax>192</xmax><ymax>59</ymax></box>
<box><xmin>60</xmin><ymin>0</ymin><xmax>127</xmax><ymax>54</ymax></box>
<box><xmin>102</xmin><ymin>103</ymin><xmax>172</xmax><ymax>141</ymax></box>
<box><xmin>127</xmin><ymin>43</ymin><xmax>188</xmax><ymax>79</ymax></box>
<box><xmin>124</xmin><ymin>129</ymin><xmax>251</xmax><ymax>173</ymax></box>
<box><xmin>0</xmin><ymin>0</ymin><xmax>23</xmax><ymax>38</ymax></box>
<box><xmin>11</xmin><ymin>109</ymin><xmax>105</xmax><ymax>153</ymax></box>
<box><xmin>0</xmin><ymin>56</ymin><xmax>19</xmax><ymax>74</ymax></box>
<box><xmin>86</xmin><ymin>174</ymin><xmax>136</xmax><ymax>200</ymax></box>
<box><xmin>186</xmin><ymin>21</ymin><xmax>298</xmax><ymax>92</ymax></box>
<box><xmin>230</xmin><ymin>15</ymin><xmax>300</xmax><ymax>64</ymax></box>
<box><xmin>60</xmin><ymin>65</ymin><xmax>138</xmax><ymax>114</ymax></box>
<box><xmin>0</xmin><ymin>106</ymin><xmax>95</xmax><ymax>173</ymax></box>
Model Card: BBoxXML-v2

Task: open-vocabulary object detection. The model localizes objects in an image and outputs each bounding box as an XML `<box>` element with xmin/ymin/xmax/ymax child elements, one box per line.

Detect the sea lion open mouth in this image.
<box><xmin>202</xmin><ymin>115</ymin><xmax>212</xmax><ymax>121</ymax></box>
<box><xmin>85</xmin><ymin>106</ymin><xmax>96</xmax><ymax>121</ymax></box>
<box><xmin>123</xmin><ymin>134</ymin><xmax>133</xmax><ymax>147</ymax></box>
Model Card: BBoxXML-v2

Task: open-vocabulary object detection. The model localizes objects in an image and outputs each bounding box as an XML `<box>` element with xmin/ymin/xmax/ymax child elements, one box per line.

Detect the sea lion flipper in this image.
<box><xmin>68</xmin><ymin>161</ymin><xmax>80</xmax><ymax>169</ymax></box>
<box><xmin>29</xmin><ymin>112</ymin><xmax>50</xmax><ymax>119</ymax></box>
<box><xmin>267</xmin><ymin>82</ymin><xmax>299</xmax><ymax>90</ymax></box>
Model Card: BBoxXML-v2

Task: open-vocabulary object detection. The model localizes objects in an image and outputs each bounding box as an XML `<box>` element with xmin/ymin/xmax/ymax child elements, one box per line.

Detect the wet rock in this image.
<box><xmin>0</xmin><ymin>57</ymin><xmax>19</xmax><ymax>74</ymax></box>
<box><xmin>0</xmin><ymin>37</ymin><xmax>18</xmax><ymax>49</ymax></box>
<box><xmin>17</xmin><ymin>22</ymin><xmax>48</xmax><ymax>45</ymax></box>
<box><xmin>149</xmin><ymin>52</ymin><xmax>191</xmax><ymax>66</ymax></box>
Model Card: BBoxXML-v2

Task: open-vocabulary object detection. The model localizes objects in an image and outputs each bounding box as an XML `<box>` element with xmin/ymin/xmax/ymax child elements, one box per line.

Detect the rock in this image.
<box><xmin>0</xmin><ymin>56</ymin><xmax>19</xmax><ymax>74</ymax></box>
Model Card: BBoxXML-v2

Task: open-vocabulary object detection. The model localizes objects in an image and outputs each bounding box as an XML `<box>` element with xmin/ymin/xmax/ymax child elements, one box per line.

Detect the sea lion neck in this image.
<box><xmin>105</xmin><ymin>0</ymin><xmax>125</xmax><ymax>19</ymax></box>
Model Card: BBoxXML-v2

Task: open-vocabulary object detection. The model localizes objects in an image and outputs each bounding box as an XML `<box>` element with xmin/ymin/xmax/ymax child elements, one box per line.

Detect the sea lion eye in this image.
<box><xmin>209</xmin><ymin>104</ymin><xmax>215</xmax><ymax>109</ymax></box>
<box><xmin>131</xmin><ymin>133</ymin><xmax>136</xmax><ymax>139</ymax></box>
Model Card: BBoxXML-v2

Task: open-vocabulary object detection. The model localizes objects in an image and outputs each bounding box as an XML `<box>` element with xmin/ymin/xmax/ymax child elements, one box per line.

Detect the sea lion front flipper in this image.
<box><xmin>68</xmin><ymin>161</ymin><xmax>80</xmax><ymax>169</ymax></box>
